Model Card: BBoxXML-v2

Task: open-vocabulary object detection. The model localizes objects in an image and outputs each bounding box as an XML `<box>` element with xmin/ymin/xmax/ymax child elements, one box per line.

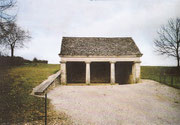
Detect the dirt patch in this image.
<box><xmin>23</xmin><ymin>103</ymin><xmax>72</xmax><ymax>125</ymax></box>
<box><xmin>48</xmin><ymin>80</ymin><xmax>180</xmax><ymax>125</ymax></box>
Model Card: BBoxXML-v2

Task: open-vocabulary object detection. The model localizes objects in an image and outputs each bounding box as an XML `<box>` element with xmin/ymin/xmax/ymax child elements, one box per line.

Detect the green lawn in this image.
<box><xmin>141</xmin><ymin>66</ymin><xmax>180</xmax><ymax>89</ymax></box>
<box><xmin>1</xmin><ymin>64</ymin><xmax>179</xmax><ymax>123</ymax></box>
<box><xmin>0</xmin><ymin>64</ymin><xmax>60</xmax><ymax>124</ymax></box>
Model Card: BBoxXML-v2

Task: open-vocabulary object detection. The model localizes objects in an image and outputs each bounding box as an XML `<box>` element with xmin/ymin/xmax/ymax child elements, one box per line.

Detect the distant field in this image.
<box><xmin>0</xmin><ymin>64</ymin><xmax>60</xmax><ymax>124</ymax></box>
<box><xmin>141</xmin><ymin>66</ymin><xmax>180</xmax><ymax>89</ymax></box>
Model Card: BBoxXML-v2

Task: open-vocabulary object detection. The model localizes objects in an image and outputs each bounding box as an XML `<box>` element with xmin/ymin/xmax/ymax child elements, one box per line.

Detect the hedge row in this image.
<box><xmin>0</xmin><ymin>56</ymin><xmax>48</xmax><ymax>66</ymax></box>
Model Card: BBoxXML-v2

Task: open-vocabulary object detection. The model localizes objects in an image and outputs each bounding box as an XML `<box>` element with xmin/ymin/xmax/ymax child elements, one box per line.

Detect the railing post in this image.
<box><xmin>45</xmin><ymin>93</ymin><xmax>47</xmax><ymax>125</ymax></box>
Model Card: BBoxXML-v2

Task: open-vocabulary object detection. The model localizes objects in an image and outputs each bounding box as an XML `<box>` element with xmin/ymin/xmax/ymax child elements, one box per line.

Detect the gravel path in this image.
<box><xmin>48</xmin><ymin>80</ymin><xmax>180</xmax><ymax>125</ymax></box>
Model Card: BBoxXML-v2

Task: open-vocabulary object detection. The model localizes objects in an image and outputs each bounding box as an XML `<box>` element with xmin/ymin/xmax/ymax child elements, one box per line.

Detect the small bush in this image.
<box><xmin>33</xmin><ymin>57</ymin><xmax>48</xmax><ymax>64</ymax></box>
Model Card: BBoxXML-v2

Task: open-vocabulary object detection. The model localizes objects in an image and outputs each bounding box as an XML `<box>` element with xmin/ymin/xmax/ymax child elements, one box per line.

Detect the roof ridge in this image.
<box><xmin>62</xmin><ymin>36</ymin><xmax>132</xmax><ymax>39</ymax></box>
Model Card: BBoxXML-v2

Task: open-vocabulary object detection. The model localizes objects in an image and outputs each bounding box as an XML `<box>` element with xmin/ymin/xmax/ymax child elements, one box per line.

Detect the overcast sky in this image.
<box><xmin>13</xmin><ymin>0</ymin><xmax>180</xmax><ymax>65</ymax></box>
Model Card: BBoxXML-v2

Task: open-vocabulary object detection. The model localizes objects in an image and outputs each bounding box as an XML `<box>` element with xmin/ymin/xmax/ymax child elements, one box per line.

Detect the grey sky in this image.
<box><xmin>14</xmin><ymin>0</ymin><xmax>180</xmax><ymax>65</ymax></box>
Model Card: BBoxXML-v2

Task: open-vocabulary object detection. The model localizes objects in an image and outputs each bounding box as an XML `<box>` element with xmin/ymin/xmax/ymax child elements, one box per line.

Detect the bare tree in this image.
<box><xmin>154</xmin><ymin>18</ymin><xmax>180</xmax><ymax>67</ymax></box>
<box><xmin>0</xmin><ymin>0</ymin><xmax>16</xmax><ymax>43</ymax></box>
<box><xmin>2</xmin><ymin>23</ymin><xmax>31</xmax><ymax>57</ymax></box>
<box><xmin>0</xmin><ymin>0</ymin><xmax>16</xmax><ymax>21</ymax></box>
<box><xmin>0</xmin><ymin>21</ymin><xmax>12</xmax><ymax>41</ymax></box>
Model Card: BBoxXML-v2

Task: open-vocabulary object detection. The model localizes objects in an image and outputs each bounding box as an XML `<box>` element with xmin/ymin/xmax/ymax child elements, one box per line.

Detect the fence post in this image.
<box><xmin>164</xmin><ymin>75</ymin><xmax>166</xmax><ymax>84</ymax></box>
<box><xmin>160</xmin><ymin>75</ymin><xmax>161</xmax><ymax>83</ymax></box>
<box><xmin>45</xmin><ymin>93</ymin><xmax>47</xmax><ymax>125</ymax></box>
<box><xmin>171</xmin><ymin>76</ymin><xmax>173</xmax><ymax>85</ymax></box>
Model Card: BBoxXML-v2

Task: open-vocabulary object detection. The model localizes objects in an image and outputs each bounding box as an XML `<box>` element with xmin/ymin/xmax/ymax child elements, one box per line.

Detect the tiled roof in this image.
<box><xmin>60</xmin><ymin>37</ymin><xmax>142</xmax><ymax>56</ymax></box>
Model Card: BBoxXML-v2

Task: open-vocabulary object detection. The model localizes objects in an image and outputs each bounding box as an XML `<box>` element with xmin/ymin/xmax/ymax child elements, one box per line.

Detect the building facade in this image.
<box><xmin>59</xmin><ymin>37</ymin><xmax>142</xmax><ymax>84</ymax></box>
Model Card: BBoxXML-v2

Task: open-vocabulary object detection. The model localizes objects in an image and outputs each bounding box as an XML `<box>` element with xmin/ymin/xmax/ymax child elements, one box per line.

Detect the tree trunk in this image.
<box><xmin>176</xmin><ymin>39</ymin><xmax>180</xmax><ymax>68</ymax></box>
<box><xmin>177</xmin><ymin>52</ymin><xmax>180</xmax><ymax>71</ymax></box>
<box><xmin>177</xmin><ymin>57</ymin><xmax>180</xmax><ymax>68</ymax></box>
<box><xmin>11</xmin><ymin>46</ymin><xmax>14</xmax><ymax>57</ymax></box>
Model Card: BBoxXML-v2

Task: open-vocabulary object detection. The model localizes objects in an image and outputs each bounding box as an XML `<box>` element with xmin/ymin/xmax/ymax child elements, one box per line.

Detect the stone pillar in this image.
<box><xmin>132</xmin><ymin>63</ymin><xmax>136</xmax><ymax>83</ymax></box>
<box><xmin>60</xmin><ymin>61</ymin><xmax>66</xmax><ymax>84</ymax></box>
<box><xmin>132</xmin><ymin>61</ymin><xmax>141</xmax><ymax>83</ymax></box>
<box><xmin>110</xmin><ymin>61</ymin><xmax>116</xmax><ymax>84</ymax></box>
<box><xmin>86</xmin><ymin>61</ymin><xmax>91</xmax><ymax>84</ymax></box>
<box><xmin>135</xmin><ymin>61</ymin><xmax>141</xmax><ymax>83</ymax></box>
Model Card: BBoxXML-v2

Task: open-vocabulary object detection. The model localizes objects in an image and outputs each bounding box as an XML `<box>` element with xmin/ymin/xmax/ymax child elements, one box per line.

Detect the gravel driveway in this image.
<box><xmin>48</xmin><ymin>80</ymin><xmax>180</xmax><ymax>125</ymax></box>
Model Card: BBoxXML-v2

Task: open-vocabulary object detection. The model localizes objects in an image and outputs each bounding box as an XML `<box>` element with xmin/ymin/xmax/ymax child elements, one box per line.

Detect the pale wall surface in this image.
<box><xmin>61</xmin><ymin>56</ymin><xmax>141</xmax><ymax>62</ymax></box>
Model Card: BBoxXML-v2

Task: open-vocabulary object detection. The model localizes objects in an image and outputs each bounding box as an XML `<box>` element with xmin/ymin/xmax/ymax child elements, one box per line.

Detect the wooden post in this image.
<box><xmin>45</xmin><ymin>93</ymin><xmax>47</xmax><ymax>125</ymax></box>
<box><xmin>171</xmin><ymin>76</ymin><xmax>173</xmax><ymax>85</ymax></box>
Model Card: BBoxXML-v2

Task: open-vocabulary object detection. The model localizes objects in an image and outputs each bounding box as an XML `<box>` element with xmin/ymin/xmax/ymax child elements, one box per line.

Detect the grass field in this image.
<box><xmin>141</xmin><ymin>66</ymin><xmax>180</xmax><ymax>89</ymax></box>
<box><xmin>0</xmin><ymin>64</ymin><xmax>179</xmax><ymax>124</ymax></box>
<box><xmin>0</xmin><ymin>64</ymin><xmax>60</xmax><ymax>124</ymax></box>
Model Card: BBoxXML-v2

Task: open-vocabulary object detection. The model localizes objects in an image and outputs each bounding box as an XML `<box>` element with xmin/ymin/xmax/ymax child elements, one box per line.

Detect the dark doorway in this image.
<box><xmin>66</xmin><ymin>62</ymin><xmax>85</xmax><ymax>83</ymax></box>
<box><xmin>90</xmin><ymin>62</ymin><xmax>110</xmax><ymax>83</ymax></box>
<box><xmin>115</xmin><ymin>62</ymin><xmax>133</xmax><ymax>84</ymax></box>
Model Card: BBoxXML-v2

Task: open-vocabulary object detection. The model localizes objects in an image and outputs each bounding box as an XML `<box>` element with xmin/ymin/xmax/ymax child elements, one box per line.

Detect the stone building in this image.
<box><xmin>59</xmin><ymin>37</ymin><xmax>142</xmax><ymax>84</ymax></box>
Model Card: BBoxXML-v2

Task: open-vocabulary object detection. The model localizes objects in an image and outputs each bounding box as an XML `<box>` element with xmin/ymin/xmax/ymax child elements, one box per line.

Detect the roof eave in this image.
<box><xmin>59</xmin><ymin>55</ymin><xmax>142</xmax><ymax>58</ymax></box>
